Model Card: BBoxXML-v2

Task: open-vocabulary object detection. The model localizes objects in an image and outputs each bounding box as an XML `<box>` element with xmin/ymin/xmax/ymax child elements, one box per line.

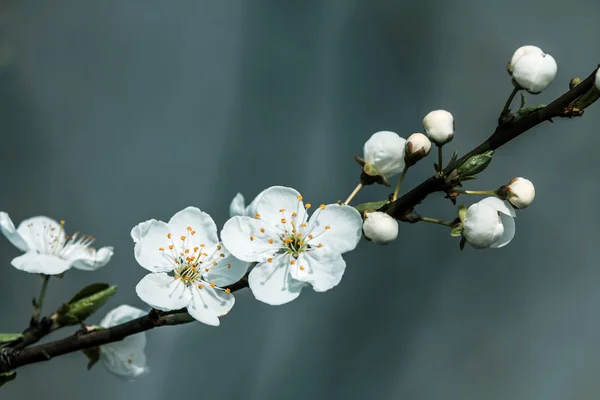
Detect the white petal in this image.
<box><xmin>71</xmin><ymin>246</ymin><xmax>114</xmax><ymax>271</ymax></box>
<box><xmin>11</xmin><ymin>252</ymin><xmax>73</xmax><ymax>275</ymax></box>
<box><xmin>462</xmin><ymin>203</ymin><xmax>503</xmax><ymax>249</ymax></box>
<box><xmin>16</xmin><ymin>216</ymin><xmax>61</xmax><ymax>253</ymax></box>
<box><xmin>512</xmin><ymin>52</ymin><xmax>557</xmax><ymax>94</ymax></box>
<box><xmin>168</xmin><ymin>206</ymin><xmax>219</xmax><ymax>248</ymax></box>
<box><xmin>135</xmin><ymin>273</ymin><xmax>192</xmax><ymax>311</ymax></box>
<box><xmin>490</xmin><ymin>213</ymin><xmax>516</xmax><ymax>248</ymax></box>
<box><xmin>244</xmin><ymin>189</ymin><xmax>267</xmax><ymax>218</ymax></box>
<box><xmin>100</xmin><ymin>305</ymin><xmax>147</xmax><ymax>328</ymax></box>
<box><xmin>248</xmin><ymin>254</ymin><xmax>306</xmax><ymax>305</ymax></box>
<box><xmin>363</xmin><ymin>131</ymin><xmax>406</xmax><ymax>177</ymax></box>
<box><xmin>306</xmin><ymin>204</ymin><xmax>362</xmax><ymax>254</ymax></box>
<box><xmin>134</xmin><ymin>221</ymin><xmax>175</xmax><ymax>273</ymax></box>
<box><xmin>100</xmin><ymin>334</ymin><xmax>148</xmax><ymax>381</ymax></box>
<box><xmin>509</xmin><ymin>45</ymin><xmax>543</xmax><ymax>72</ymax></box>
<box><xmin>187</xmin><ymin>285</ymin><xmax>235</xmax><ymax>326</ymax></box>
<box><xmin>130</xmin><ymin>219</ymin><xmax>157</xmax><ymax>243</ymax></box>
<box><xmin>291</xmin><ymin>250</ymin><xmax>346</xmax><ymax>292</ymax></box>
<box><xmin>0</xmin><ymin>212</ymin><xmax>29</xmax><ymax>251</ymax></box>
<box><xmin>221</xmin><ymin>216</ymin><xmax>277</xmax><ymax>262</ymax></box>
<box><xmin>479</xmin><ymin>197</ymin><xmax>516</xmax><ymax>217</ymax></box>
<box><xmin>254</xmin><ymin>186</ymin><xmax>307</xmax><ymax>228</ymax></box>
<box><xmin>203</xmin><ymin>244</ymin><xmax>249</xmax><ymax>287</ymax></box>
<box><xmin>229</xmin><ymin>193</ymin><xmax>246</xmax><ymax>217</ymax></box>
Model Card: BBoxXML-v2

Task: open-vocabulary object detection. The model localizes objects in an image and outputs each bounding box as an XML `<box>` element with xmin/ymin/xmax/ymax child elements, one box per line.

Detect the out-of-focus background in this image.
<box><xmin>1</xmin><ymin>1</ymin><xmax>599</xmax><ymax>399</ymax></box>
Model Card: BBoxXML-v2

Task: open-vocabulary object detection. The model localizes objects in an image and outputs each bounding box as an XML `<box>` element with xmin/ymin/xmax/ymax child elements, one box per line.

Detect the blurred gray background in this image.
<box><xmin>1</xmin><ymin>0</ymin><xmax>599</xmax><ymax>399</ymax></box>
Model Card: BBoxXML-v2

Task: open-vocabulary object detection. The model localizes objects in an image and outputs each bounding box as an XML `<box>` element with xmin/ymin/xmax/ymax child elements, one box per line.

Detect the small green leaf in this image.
<box><xmin>450</xmin><ymin>223</ymin><xmax>463</xmax><ymax>237</ymax></box>
<box><xmin>459</xmin><ymin>236</ymin><xmax>467</xmax><ymax>251</ymax></box>
<box><xmin>82</xmin><ymin>347</ymin><xmax>101</xmax><ymax>370</ymax></box>
<box><xmin>57</xmin><ymin>284</ymin><xmax>117</xmax><ymax>326</ymax></box>
<box><xmin>354</xmin><ymin>201</ymin><xmax>389</xmax><ymax>215</ymax></box>
<box><xmin>68</xmin><ymin>283</ymin><xmax>111</xmax><ymax>304</ymax></box>
<box><xmin>0</xmin><ymin>371</ymin><xmax>16</xmax><ymax>387</ymax></box>
<box><xmin>458</xmin><ymin>204</ymin><xmax>467</xmax><ymax>222</ymax></box>
<box><xmin>0</xmin><ymin>334</ymin><xmax>23</xmax><ymax>344</ymax></box>
<box><xmin>456</xmin><ymin>150</ymin><xmax>494</xmax><ymax>178</ymax></box>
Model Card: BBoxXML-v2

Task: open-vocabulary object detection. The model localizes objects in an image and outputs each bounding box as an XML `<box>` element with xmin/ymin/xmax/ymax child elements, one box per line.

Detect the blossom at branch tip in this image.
<box><xmin>221</xmin><ymin>186</ymin><xmax>363</xmax><ymax>305</ymax></box>
<box><xmin>422</xmin><ymin>110</ymin><xmax>454</xmax><ymax>145</ymax></box>
<box><xmin>132</xmin><ymin>207</ymin><xmax>248</xmax><ymax>326</ymax></box>
<box><xmin>0</xmin><ymin>212</ymin><xmax>114</xmax><ymax>275</ymax></box>
<box><xmin>462</xmin><ymin>197</ymin><xmax>516</xmax><ymax>249</ymax></box>
<box><xmin>362</xmin><ymin>131</ymin><xmax>407</xmax><ymax>178</ymax></box>
<box><xmin>502</xmin><ymin>177</ymin><xmax>535</xmax><ymax>209</ymax></box>
<box><xmin>99</xmin><ymin>305</ymin><xmax>148</xmax><ymax>381</ymax></box>
<box><xmin>362</xmin><ymin>211</ymin><xmax>398</xmax><ymax>245</ymax></box>
<box><xmin>509</xmin><ymin>45</ymin><xmax>557</xmax><ymax>94</ymax></box>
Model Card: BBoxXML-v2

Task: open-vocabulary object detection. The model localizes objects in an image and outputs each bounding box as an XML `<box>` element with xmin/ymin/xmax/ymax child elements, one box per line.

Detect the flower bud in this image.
<box><xmin>501</xmin><ymin>177</ymin><xmax>535</xmax><ymax>209</ymax></box>
<box><xmin>362</xmin><ymin>211</ymin><xmax>398</xmax><ymax>245</ymax></box>
<box><xmin>362</xmin><ymin>131</ymin><xmax>406</xmax><ymax>178</ymax></box>
<box><xmin>462</xmin><ymin>197</ymin><xmax>516</xmax><ymax>249</ymax></box>
<box><xmin>508</xmin><ymin>45</ymin><xmax>543</xmax><ymax>75</ymax></box>
<box><xmin>595</xmin><ymin>68</ymin><xmax>600</xmax><ymax>92</ymax></box>
<box><xmin>422</xmin><ymin>110</ymin><xmax>454</xmax><ymax>145</ymax></box>
<box><xmin>511</xmin><ymin>48</ymin><xmax>557</xmax><ymax>94</ymax></box>
<box><xmin>405</xmin><ymin>133</ymin><xmax>431</xmax><ymax>166</ymax></box>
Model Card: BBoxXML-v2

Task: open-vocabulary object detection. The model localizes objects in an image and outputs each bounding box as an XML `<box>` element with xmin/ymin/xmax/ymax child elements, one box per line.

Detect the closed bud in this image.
<box><xmin>595</xmin><ymin>68</ymin><xmax>600</xmax><ymax>92</ymax></box>
<box><xmin>507</xmin><ymin>45</ymin><xmax>543</xmax><ymax>75</ymax></box>
<box><xmin>405</xmin><ymin>133</ymin><xmax>431</xmax><ymax>166</ymax></box>
<box><xmin>362</xmin><ymin>211</ymin><xmax>398</xmax><ymax>245</ymax></box>
<box><xmin>510</xmin><ymin>46</ymin><xmax>557</xmax><ymax>94</ymax></box>
<box><xmin>362</xmin><ymin>131</ymin><xmax>407</xmax><ymax>178</ymax></box>
<box><xmin>500</xmin><ymin>177</ymin><xmax>535</xmax><ymax>209</ymax></box>
<box><xmin>422</xmin><ymin>110</ymin><xmax>454</xmax><ymax>145</ymax></box>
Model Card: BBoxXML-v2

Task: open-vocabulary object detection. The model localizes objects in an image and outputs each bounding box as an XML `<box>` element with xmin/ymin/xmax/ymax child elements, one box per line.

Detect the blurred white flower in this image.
<box><xmin>0</xmin><ymin>213</ymin><xmax>113</xmax><ymax>275</ymax></box>
<box><xmin>362</xmin><ymin>131</ymin><xmax>407</xmax><ymax>178</ymax></box>
<box><xmin>222</xmin><ymin>186</ymin><xmax>362</xmax><ymax>305</ymax></box>
<box><xmin>462</xmin><ymin>197</ymin><xmax>516</xmax><ymax>249</ymax></box>
<box><xmin>422</xmin><ymin>110</ymin><xmax>454</xmax><ymax>145</ymax></box>
<box><xmin>362</xmin><ymin>211</ymin><xmax>398</xmax><ymax>245</ymax></box>
<box><xmin>99</xmin><ymin>305</ymin><xmax>148</xmax><ymax>381</ymax></box>
<box><xmin>510</xmin><ymin>46</ymin><xmax>557</xmax><ymax>94</ymax></box>
<box><xmin>503</xmin><ymin>177</ymin><xmax>535</xmax><ymax>209</ymax></box>
<box><xmin>132</xmin><ymin>207</ymin><xmax>248</xmax><ymax>326</ymax></box>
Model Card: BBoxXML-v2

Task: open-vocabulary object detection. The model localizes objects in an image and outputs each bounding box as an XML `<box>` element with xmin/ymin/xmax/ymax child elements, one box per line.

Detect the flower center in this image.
<box><xmin>28</xmin><ymin>219</ymin><xmax>95</xmax><ymax>258</ymax></box>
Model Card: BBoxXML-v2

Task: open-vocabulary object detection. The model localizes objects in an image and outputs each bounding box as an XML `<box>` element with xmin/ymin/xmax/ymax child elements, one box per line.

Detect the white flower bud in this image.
<box><xmin>362</xmin><ymin>211</ymin><xmax>398</xmax><ymax>245</ymax></box>
<box><xmin>405</xmin><ymin>133</ymin><xmax>431</xmax><ymax>165</ymax></box>
<box><xmin>462</xmin><ymin>197</ymin><xmax>516</xmax><ymax>249</ymax></box>
<box><xmin>503</xmin><ymin>177</ymin><xmax>535</xmax><ymax>209</ymax></box>
<box><xmin>511</xmin><ymin>50</ymin><xmax>557</xmax><ymax>94</ymax></box>
<box><xmin>422</xmin><ymin>110</ymin><xmax>454</xmax><ymax>145</ymax></box>
<box><xmin>363</xmin><ymin>131</ymin><xmax>406</xmax><ymax>178</ymax></box>
<box><xmin>508</xmin><ymin>45</ymin><xmax>543</xmax><ymax>75</ymax></box>
<box><xmin>595</xmin><ymin>68</ymin><xmax>600</xmax><ymax>92</ymax></box>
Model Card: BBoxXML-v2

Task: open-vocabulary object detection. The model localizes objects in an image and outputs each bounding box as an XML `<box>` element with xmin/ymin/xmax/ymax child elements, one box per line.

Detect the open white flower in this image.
<box><xmin>362</xmin><ymin>211</ymin><xmax>398</xmax><ymax>245</ymax></box>
<box><xmin>99</xmin><ymin>305</ymin><xmax>148</xmax><ymax>381</ymax></box>
<box><xmin>229</xmin><ymin>189</ymin><xmax>266</xmax><ymax>218</ymax></box>
<box><xmin>362</xmin><ymin>131</ymin><xmax>407</xmax><ymax>178</ymax></box>
<box><xmin>0</xmin><ymin>212</ymin><xmax>113</xmax><ymax>275</ymax></box>
<box><xmin>510</xmin><ymin>46</ymin><xmax>557</xmax><ymax>94</ymax></box>
<box><xmin>132</xmin><ymin>207</ymin><xmax>248</xmax><ymax>326</ymax></box>
<box><xmin>422</xmin><ymin>110</ymin><xmax>454</xmax><ymax>145</ymax></box>
<box><xmin>221</xmin><ymin>186</ymin><xmax>363</xmax><ymax>305</ymax></box>
<box><xmin>503</xmin><ymin>177</ymin><xmax>535</xmax><ymax>209</ymax></box>
<box><xmin>462</xmin><ymin>197</ymin><xmax>516</xmax><ymax>249</ymax></box>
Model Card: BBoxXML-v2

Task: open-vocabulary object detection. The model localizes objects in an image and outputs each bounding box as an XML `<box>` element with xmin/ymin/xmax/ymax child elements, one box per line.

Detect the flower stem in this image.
<box><xmin>392</xmin><ymin>166</ymin><xmax>409</xmax><ymax>201</ymax></box>
<box><xmin>437</xmin><ymin>145</ymin><xmax>443</xmax><ymax>172</ymax></box>
<box><xmin>501</xmin><ymin>87</ymin><xmax>520</xmax><ymax>116</ymax></box>
<box><xmin>32</xmin><ymin>275</ymin><xmax>50</xmax><ymax>323</ymax></box>
<box><xmin>418</xmin><ymin>216</ymin><xmax>455</xmax><ymax>227</ymax></box>
<box><xmin>343</xmin><ymin>183</ymin><xmax>363</xmax><ymax>205</ymax></box>
<box><xmin>454</xmin><ymin>189</ymin><xmax>498</xmax><ymax>196</ymax></box>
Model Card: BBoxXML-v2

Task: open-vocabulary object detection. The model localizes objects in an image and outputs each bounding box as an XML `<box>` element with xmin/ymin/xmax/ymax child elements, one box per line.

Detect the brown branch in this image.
<box><xmin>0</xmin><ymin>66</ymin><xmax>598</xmax><ymax>376</ymax></box>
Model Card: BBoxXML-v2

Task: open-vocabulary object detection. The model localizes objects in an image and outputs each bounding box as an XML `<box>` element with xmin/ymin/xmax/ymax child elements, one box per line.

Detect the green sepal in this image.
<box><xmin>56</xmin><ymin>284</ymin><xmax>117</xmax><ymax>326</ymax></box>
<box><xmin>354</xmin><ymin>201</ymin><xmax>389</xmax><ymax>215</ymax></box>
<box><xmin>450</xmin><ymin>223</ymin><xmax>463</xmax><ymax>237</ymax></box>
<box><xmin>457</xmin><ymin>204</ymin><xmax>467</xmax><ymax>223</ymax></box>
<box><xmin>0</xmin><ymin>371</ymin><xmax>16</xmax><ymax>387</ymax></box>
<box><xmin>459</xmin><ymin>236</ymin><xmax>467</xmax><ymax>251</ymax></box>
<box><xmin>456</xmin><ymin>150</ymin><xmax>494</xmax><ymax>178</ymax></box>
<box><xmin>82</xmin><ymin>347</ymin><xmax>101</xmax><ymax>370</ymax></box>
<box><xmin>0</xmin><ymin>334</ymin><xmax>24</xmax><ymax>344</ymax></box>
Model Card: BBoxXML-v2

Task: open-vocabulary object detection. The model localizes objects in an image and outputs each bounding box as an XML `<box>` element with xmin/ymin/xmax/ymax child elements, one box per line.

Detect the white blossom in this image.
<box><xmin>422</xmin><ymin>110</ymin><xmax>454</xmax><ymax>145</ymax></box>
<box><xmin>99</xmin><ymin>305</ymin><xmax>148</xmax><ymax>381</ymax></box>
<box><xmin>229</xmin><ymin>189</ymin><xmax>267</xmax><ymax>218</ymax></box>
<box><xmin>0</xmin><ymin>213</ymin><xmax>113</xmax><ymax>275</ymax></box>
<box><xmin>362</xmin><ymin>131</ymin><xmax>407</xmax><ymax>178</ymax></box>
<box><xmin>508</xmin><ymin>45</ymin><xmax>543</xmax><ymax>74</ymax></box>
<box><xmin>221</xmin><ymin>186</ymin><xmax>362</xmax><ymax>305</ymax></box>
<box><xmin>362</xmin><ymin>211</ymin><xmax>398</xmax><ymax>245</ymax></box>
<box><xmin>504</xmin><ymin>177</ymin><xmax>535</xmax><ymax>209</ymax></box>
<box><xmin>132</xmin><ymin>207</ymin><xmax>248</xmax><ymax>326</ymax></box>
<box><xmin>510</xmin><ymin>46</ymin><xmax>557</xmax><ymax>94</ymax></box>
<box><xmin>462</xmin><ymin>197</ymin><xmax>516</xmax><ymax>249</ymax></box>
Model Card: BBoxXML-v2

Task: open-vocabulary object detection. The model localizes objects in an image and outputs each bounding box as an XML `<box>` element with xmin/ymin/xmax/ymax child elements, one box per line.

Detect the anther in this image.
<box><xmin>159</xmin><ymin>247</ymin><xmax>165</xmax><ymax>251</ymax></box>
<box><xmin>60</xmin><ymin>220</ymin><xmax>65</xmax><ymax>225</ymax></box>
<box><xmin>255</xmin><ymin>213</ymin><xmax>260</xmax><ymax>219</ymax></box>
<box><xmin>317</xmin><ymin>243</ymin><xmax>323</xmax><ymax>248</ymax></box>
<box><xmin>220</xmin><ymin>253</ymin><xmax>225</xmax><ymax>258</ymax></box>
<box><xmin>225</xmin><ymin>288</ymin><xmax>231</xmax><ymax>294</ymax></box>
<box><xmin>281</xmin><ymin>218</ymin><xmax>286</xmax><ymax>224</ymax></box>
<box><xmin>320</xmin><ymin>204</ymin><xmax>326</xmax><ymax>210</ymax></box>
<box><xmin>301</xmin><ymin>223</ymin><xmax>307</xmax><ymax>228</ymax></box>
<box><xmin>260</xmin><ymin>228</ymin><xmax>265</xmax><ymax>233</ymax></box>
<box><xmin>198</xmin><ymin>284</ymin><xmax>204</xmax><ymax>289</ymax></box>
<box><xmin>267</xmin><ymin>258</ymin><xmax>273</xmax><ymax>263</ymax></box>
<box><xmin>279</xmin><ymin>208</ymin><xmax>285</xmax><ymax>213</ymax></box>
<box><xmin>212</xmin><ymin>261</ymin><xmax>217</xmax><ymax>266</ymax></box>
<box><xmin>169</xmin><ymin>245</ymin><xmax>174</xmax><ymax>250</ymax></box>
<box><xmin>174</xmin><ymin>276</ymin><xmax>179</xmax><ymax>280</ymax></box>
<box><xmin>185</xmin><ymin>249</ymin><xmax>190</xmax><ymax>254</ymax></box>
<box><xmin>292</xmin><ymin>212</ymin><xmax>297</xmax><ymax>217</ymax></box>
<box><xmin>227</xmin><ymin>263</ymin><xmax>231</xmax><ymax>269</ymax></box>
<box><xmin>210</xmin><ymin>282</ymin><xmax>216</xmax><ymax>288</ymax></box>
<box><xmin>187</xmin><ymin>226</ymin><xmax>192</xmax><ymax>231</ymax></box>
<box><xmin>200</xmin><ymin>244</ymin><xmax>205</xmax><ymax>247</ymax></box>
<box><xmin>290</xmin><ymin>259</ymin><xmax>296</xmax><ymax>265</ymax></box>
<box><xmin>250</xmin><ymin>236</ymin><xmax>254</xmax><ymax>241</ymax></box>
<box><xmin>205</xmin><ymin>268</ymin><xmax>210</xmax><ymax>272</ymax></box>
<box><xmin>194</xmin><ymin>246</ymin><xmax>199</xmax><ymax>252</ymax></box>
<box><xmin>300</xmin><ymin>266</ymin><xmax>305</xmax><ymax>271</ymax></box>
<box><xmin>191</xmin><ymin>231</ymin><xmax>196</xmax><ymax>235</ymax></box>
<box><xmin>297</xmin><ymin>195</ymin><xmax>303</xmax><ymax>200</ymax></box>
<box><xmin>308</xmin><ymin>234</ymin><xmax>313</xmax><ymax>239</ymax></box>
<box><xmin>325</xmin><ymin>226</ymin><xmax>331</xmax><ymax>230</ymax></box>
<box><xmin>217</xmin><ymin>245</ymin><xmax>222</xmax><ymax>250</ymax></box>
<box><xmin>268</xmin><ymin>239</ymin><xmax>274</xmax><ymax>244</ymax></box>
<box><xmin>305</xmin><ymin>204</ymin><xmax>311</xmax><ymax>209</ymax></box>
<box><xmin>168</xmin><ymin>233</ymin><xmax>172</xmax><ymax>239</ymax></box>
<box><xmin>180</xmin><ymin>236</ymin><xmax>186</xmax><ymax>241</ymax></box>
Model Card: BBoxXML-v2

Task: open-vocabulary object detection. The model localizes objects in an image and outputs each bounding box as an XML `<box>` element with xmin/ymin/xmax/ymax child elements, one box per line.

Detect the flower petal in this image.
<box><xmin>16</xmin><ymin>216</ymin><xmax>61</xmax><ymax>253</ymax></box>
<box><xmin>100</xmin><ymin>305</ymin><xmax>147</xmax><ymax>328</ymax></box>
<box><xmin>479</xmin><ymin>197</ymin><xmax>516</xmax><ymax>218</ymax></box>
<box><xmin>100</xmin><ymin>334</ymin><xmax>148</xmax><ymax>381</ymax></box>
<box><xmin>134</xmin><ymin>221</ymin><xmax>175</xmax><ymax>273</ymax></box>
<box><xmin>490</xmin><ymin>213</ymin><xmax>516</xmax><ymax>248</ymax></box>
<box><xmin>203</xmin><ymin>244</ymin><xmax>249</xmax><ymax>287</ymax></box>
<box><xmin>11</xmin><ymin>252</ymin><xmax>73</xmax><ymax>275</ymax></box>
<box><xmin>255</xmin><ymin>186</ymin><xmax>307</xmax><ymax>228</ymax></box>
<box><xmin>0</xmin><ymin>212</ymin><xmax>29</xmax><ymax>251</ymax></box>
<box><xmin>71</xmin><ymin>246</ymin><xmax>114</xmax><ymax>271</ymax></box>
<box><xmin>135</xmin><ymin>273</ymin><xmax>192</xmax><ymax>311</ymax></box>
<box><xmin>306</xmin><ymin>204</ymin><xmax>362</xmax><ymax>254</ymax></box>
<box><xmin>244</xmin><ymin>189</ymin><xmax>268</xmax><ymax>218</ymax></box>
<box><xmin>291</xmin><ymin>250</ymin><xmax>346</xmax><ymax>292</ymax></box>
<box><xmin>248</xmin><ymin>254</ymin><xmax>306</xmax><ymax>305</ymax></box>
<box><xmin>187</xmin><ymin>285</ymin><xmax>235</xmax><ymax>326</ymax></box>
<box><xmin>168</xmin><ymin>206</ymin><xmax>219</xmax><ymax>248</ymax></box>
<box><xmin>131</xmin><ymin>219</ymin><xmax>158</xmax><ymax>243</ymax></box>
<box><xmin>229</xmin><ymin>193</ymin><xmax>246</xmax><ymax>217</ymax></box>
<box><xmin>221</xmin><ymin>216</ymin><xmax>277</xmax><ymax>262</ymax></box>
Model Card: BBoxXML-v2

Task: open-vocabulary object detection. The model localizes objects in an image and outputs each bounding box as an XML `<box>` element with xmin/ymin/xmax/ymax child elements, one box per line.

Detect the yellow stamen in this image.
<box><xmin>167</xmin><ymin>233</ymin><xmax>172</xmax><ymax>239</ymax></box>
<box><xmin>281</xmin><ymin>218</ymin><xmax>286</xmax><ymax>224</ymax></box>
<box><xmin>279</xmin><ymin>208</ymin><xmax>285</xmax><ymax>213</ymax></box>
<box><xmin>268</xmin><ymin>238</ymin><xmax>274</xmax><ymax>244</ymax></box>
<box><xmin>297</xmin><ymin>195</ymin><xmax>303</xmax><ymax>200</ymax></box>
<box><xmin>212</xmin><ymin>261</ymin><xmax>217</xmax><ymax>266</ymax></box>
<box><xmin>159</xmin><ymin>247</ymin><xmax>164</xmax><ymax>251</ymax></box>
<box><xmin>210</xmin><ymin>282</ymin><xmax>216</xmax><ymax>288</ymax></box>
<box><xmin>225</xmin><ymin>288</ymin><xmax>231</xmax><ymax>294</ymax></box>
<box><xmin>255</xmin><ymin>213</ymin><xmax>260</xmax><ymax>219</ymax></box>
<box><xmin>320</xmin><ymin>204</ymin><xmax>326</xmax><ymax>210</ymax></box>
<box><xmin>267</xmin><ymin>258</ymin><xmax>273</xmax><ymax>263</ymax></box>
<box><xmin>198</xmin><ymin>284</ymin><xmax>204</xmax><ymax>289</ymax></box>
<box><xmin>260</xmin><ymin>228</ymin><xmax>265</xmax><ymax>233</ymax></box>
<box><xmin>305</xmin><ymin>204</ymin><xmax>312</xmax><ymax>209</ymax></box>
<box><xmin>169</xmin><ymin>244</ymin><xmax>174</xmax><ymax>250</ymax></box>
<box><xmin>300</xmin><ymin>265</ymin><xmax>305</xmax><ymax>271</ymax></box>
<box><xmin>250</xmin><ymin>236</ymin><xmax>254</xmax><ymax>241</ymax></box>
<box><xmin>325</xmin><ymin>226</ymin><xmax>331</xmax><ymax>230</ymax></box>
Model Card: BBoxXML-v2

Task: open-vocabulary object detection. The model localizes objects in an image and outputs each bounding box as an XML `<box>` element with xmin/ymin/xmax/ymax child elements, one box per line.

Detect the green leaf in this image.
<box><xmin>456</xmin><ymin>150</ymin><xmax>494</xmax><ymax>178</ymax></box>
<box><xmin>0</xmin><ymin>334</ymin><xmax>23</xmax><ymax>344</ymax></box>
<box><xmin>68</xmin><ymin>283</ymin><xmax>111</xmax><ymax>304</ymax></box>
<box><xmin>354</xmin><ymin>200</ymin><xmax>389</xmax><ymax>215</ymax></box>
<box><xmin>0</xmin><ymin>371</ymin><xmax>16</xmax><ymax>387</ymax></box>
<box><xmin>82</xmin><ymin>347</ymin><xmax>101</xmax><ymax>370</ymax></box>
<box><xmin>57</xmin><ymin>284</ymin><xmax>117</xmax><ymax>326</ymax></box>
<box><xmin>450</xmin><ymin>223</ymin><xmax>463</xmax><ymax>237</ymax></box>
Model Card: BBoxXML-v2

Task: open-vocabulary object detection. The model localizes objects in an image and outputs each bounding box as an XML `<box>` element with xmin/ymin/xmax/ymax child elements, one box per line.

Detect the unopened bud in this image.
<box><xmin>361</xmin><ymin>131</ymin><xmax>406</xmax><ymax>178</ymax></box>
<box><xmin>499</xmin><ymin>177</ymin><xmax>535</xmax><ymax>209</ymax></box>
<box><xmin>508</xmin><ymin>45</ymin><xmax>543</xmax><ymax>75</ymax></box>
<box><xmin>405</xmin><ymin>133</ymin><xmax>431</xmax><ymax>166</ymax></box>
<box><xmin>510</xmin><ymin>46</ymin><xmax>557</xmax><ymax>94</ymax></box>
<box><xmin>423</xmin><ymin>110</ymin><xmax>454</xmax><ymax>145</ymax></box>
<box><xmin>362</xmin><ymin>211</ymin><xmax>398</xmax><ymax>245</ymax></box>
